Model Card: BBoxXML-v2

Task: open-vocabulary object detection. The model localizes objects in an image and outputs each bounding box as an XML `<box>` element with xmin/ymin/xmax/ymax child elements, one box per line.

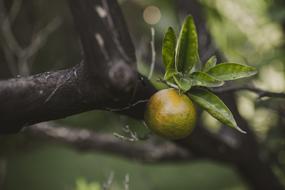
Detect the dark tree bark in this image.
<box><xmin>0</xmin><ymin>0</ymin><xmax>156</xmax><ymax>133</ymax></box>
<box><xmin>237</xmin><ymin>158</ymin><xmax>284</xmax><ymax>190</ymax></box>
<box><xmin>0</xmin><ymin>64</ymin><xmax>155</xmax><ymax>133</ymax></box>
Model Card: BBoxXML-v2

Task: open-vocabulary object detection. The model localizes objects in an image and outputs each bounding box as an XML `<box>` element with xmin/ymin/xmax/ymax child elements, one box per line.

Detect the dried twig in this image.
<box><xmin>124</xmin><ymin>174</ymin><xmax>129</xmax><ymax>190</ymax></box>
<box><xmin>102</xmin><ymin>171</ymin><xmax>114</xmax><ymax>190</ymax></box>
<box><xmin>148</xmin><ymin>27</ymin><xmax>156</xmax><ymax>80</ymax></box>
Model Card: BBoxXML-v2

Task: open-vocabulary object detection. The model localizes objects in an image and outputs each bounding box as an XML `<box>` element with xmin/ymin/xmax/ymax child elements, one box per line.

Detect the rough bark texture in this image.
<box><xmin>0</xmin><ymin>63</ymin><xmax>155</xmax><ymax>133</ymax></box>
<box><xmin>0</xmin><ymin>0</ymin><xmax>156</xmax><ymax>133</ymax></box>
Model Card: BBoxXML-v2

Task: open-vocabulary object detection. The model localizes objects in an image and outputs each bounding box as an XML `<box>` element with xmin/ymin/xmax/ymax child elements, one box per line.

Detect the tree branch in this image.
<box><xmin>0</xmin><ymin>0</ymin><xmax>61</xmax><ymax>76</ymax></box>
<box><xmin>23</xmin><ymin>122</ymin><xmax>193</xmax><ymax>163</ymax></box>
<box><xmin>68</xmin><ymin>0</ymin><xmax>137</xmax><ymax>90</ymax></box>
<box><xmin>213</xmin><ymin>84</ymin><xmax>285</xmax><ymax>99</ymax></box>
<box><xmin>0</xmin><ymin>0</ymin><xmax>156</xmax><ymax>133</ymax></box>
<box><xmin>0</xmin><ymin>63</ymin><xmax>155</xmax><ymax>133</ymax></box>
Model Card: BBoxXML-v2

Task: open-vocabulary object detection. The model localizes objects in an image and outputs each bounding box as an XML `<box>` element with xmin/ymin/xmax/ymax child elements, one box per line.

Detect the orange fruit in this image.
<box><xmin>144</xmin><ymin>88</ymin><xmax>196</xmax><ymax>140</ymax></box>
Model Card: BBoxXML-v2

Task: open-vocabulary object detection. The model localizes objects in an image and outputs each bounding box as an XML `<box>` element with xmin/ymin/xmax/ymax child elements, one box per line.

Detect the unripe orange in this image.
<box><xmin>144</xmin><ymin>88</ymin><xmax>196</xmax><ymax>140</ymax></box>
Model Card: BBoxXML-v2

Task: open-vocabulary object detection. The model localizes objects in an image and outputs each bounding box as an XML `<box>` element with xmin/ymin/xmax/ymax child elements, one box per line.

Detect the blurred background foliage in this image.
<box><xmin>0</xmin><ymin>0</ymin><xmax>284</xmax><ymax>189</ymax></box>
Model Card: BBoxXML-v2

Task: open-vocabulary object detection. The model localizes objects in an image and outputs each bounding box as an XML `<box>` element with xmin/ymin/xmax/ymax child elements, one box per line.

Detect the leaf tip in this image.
<box><xmin>251</xmin><ymin>69</ymin><xmax>258</xmax><ymax>75</ymax></box>
<box><xmin>185</xmin><ymin>15</ymin><xmax>194</xmax><ymax>21</ymax></box>
<box><xmin>236</xmin><ymin>126</ymin><xmax>247</xmax><ymax>134</ymax></box>
<box><xmin>167</xmin><ymin>26</ymin><xmax>175</xmax><ymax>33</ymax></box>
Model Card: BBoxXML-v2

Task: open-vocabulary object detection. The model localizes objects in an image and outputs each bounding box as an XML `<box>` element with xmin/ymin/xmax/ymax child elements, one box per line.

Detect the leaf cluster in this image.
<box><xmin>161</xmin><ymin>16</ymin><xmax>257</xmax><ymax>133</ymax></box>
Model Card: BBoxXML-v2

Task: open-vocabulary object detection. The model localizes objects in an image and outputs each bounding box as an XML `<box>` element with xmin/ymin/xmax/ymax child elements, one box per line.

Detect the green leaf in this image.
<box><xmin>203</xmin><ymin>56</ymin><xmax>217</xmax><ymax>72</ymax></box>
<box><xmin>191</xmin><ymin>71</ymin><xmax>224</xmax><ymax>87</ymax></box>
<box><xmin>207</xmin><ymin>63</ymin><xmax>257</xmax><ymax>81</ymax></box>
<box><xmin>175</xmin><ymin>15</ymin><xmax>199</xmax><ymax>75</ymax></box>
<box><xmin>162</xmin><ymin>27</ymin><xmax>177</xmax><ymax>80</ymax></box>
<box><xmin>188</xmin><ymin>88</ymin><xmax>246</xmax><ymax>133</ymax></box>
<box><xmin>173</xmin><ymin>74</ymin><xmax>192</xmax><ymax>92</ymax></box>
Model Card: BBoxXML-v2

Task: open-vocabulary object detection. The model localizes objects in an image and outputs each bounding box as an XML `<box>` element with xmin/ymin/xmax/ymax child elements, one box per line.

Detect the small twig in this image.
<box><xmin>157</xmin><ymin>78</ymin><xmax>179</xmax><ymax>89</ymax></box>
<box><xmin>20</xmin><ymin>17</ymin><xmax>62</xmax><ymax>74</ymax></box>
<box><xmin>24</xmin><ymin>18</ymin><xmax>62</xmax><ymax>58</ymax></box>
<box><xmin>113</xmin><ymin>133</ymin><xmax>138</xmax><ymax>142</ymax></box>
<box><xmin>105</xmin><ymin>99</ymin><xmax>149</xmax><ymax>112</ymax></box>
<box><xmin>102</xmin><ymin>171</ymin><xmax>114</xmax><ymax>190</ymax></box>
<box><xmin>113</xmin><ymin>125</ymin><xmax>139</xmax><ymax>142</ymax></box>
<box><xmin>158</xmin><ymin>78</ymin><xmax>285</xmax><ymax>99</ymax></box>
<box><xmin>9</xmin><ymin>0</ymin><xmax>22</xmax><ymax>23</ymax></box>
<box><xmin>148</xmin><ymin>27</ymin><xmax>156</xmax><ymax>80</ymax></box>
<box><xmin>213</xmin><ymin>84</ymin><xmax>285</xmax><ymax>99</ymax></box>
<box><xmin>0</xmin><ymin>2</ymin><xmax>22</xmax><ymax>54</ymax></box>
<box><xmin>0</xmin><ymin>0</ymin><xmax>22</xmax><ymax>76</ymax></box>
<box><xmin>124</xmin><ymin>174</ymin><xmax>129</xmax><ymax>190</ymax></box>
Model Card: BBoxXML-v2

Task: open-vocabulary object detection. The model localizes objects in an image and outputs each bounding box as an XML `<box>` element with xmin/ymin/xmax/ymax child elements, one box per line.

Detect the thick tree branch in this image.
<box><xmin>0</xmin><ymin>0</ymin><xmax>156</xmax><ymax>133</ymax></box>
<box><xmin>23</xmin><ymin>123</ymin><xmax>193</xmax><ymax>163</ymax></box>
<box><xmin>68</xmin><ymin>0</ymin><xmax>137</xmax><ymax>90</ymax></box>
<box><xmin>0</xmin><ymin>63</ymin><xmax>155</xmax><ymax>133</ymax></box>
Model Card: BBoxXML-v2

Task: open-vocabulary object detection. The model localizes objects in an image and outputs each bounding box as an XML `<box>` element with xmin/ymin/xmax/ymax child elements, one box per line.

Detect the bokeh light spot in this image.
<box><xmin>143</xmin><ymin>5</ymin><xmax>161</xmax><ymax>25</ymax></box>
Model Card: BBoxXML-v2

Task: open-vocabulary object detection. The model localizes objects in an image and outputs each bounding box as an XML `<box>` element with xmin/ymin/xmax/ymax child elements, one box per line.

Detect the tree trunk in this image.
<box><xmin>236</xmin><ymin>159</ymin><xmax>284</xmax><ymax>190</ymax></box>
<box><xmin>0</xmin><ymin>159</ymin><xmax>6</xmax><ymax>189</ymax></box>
